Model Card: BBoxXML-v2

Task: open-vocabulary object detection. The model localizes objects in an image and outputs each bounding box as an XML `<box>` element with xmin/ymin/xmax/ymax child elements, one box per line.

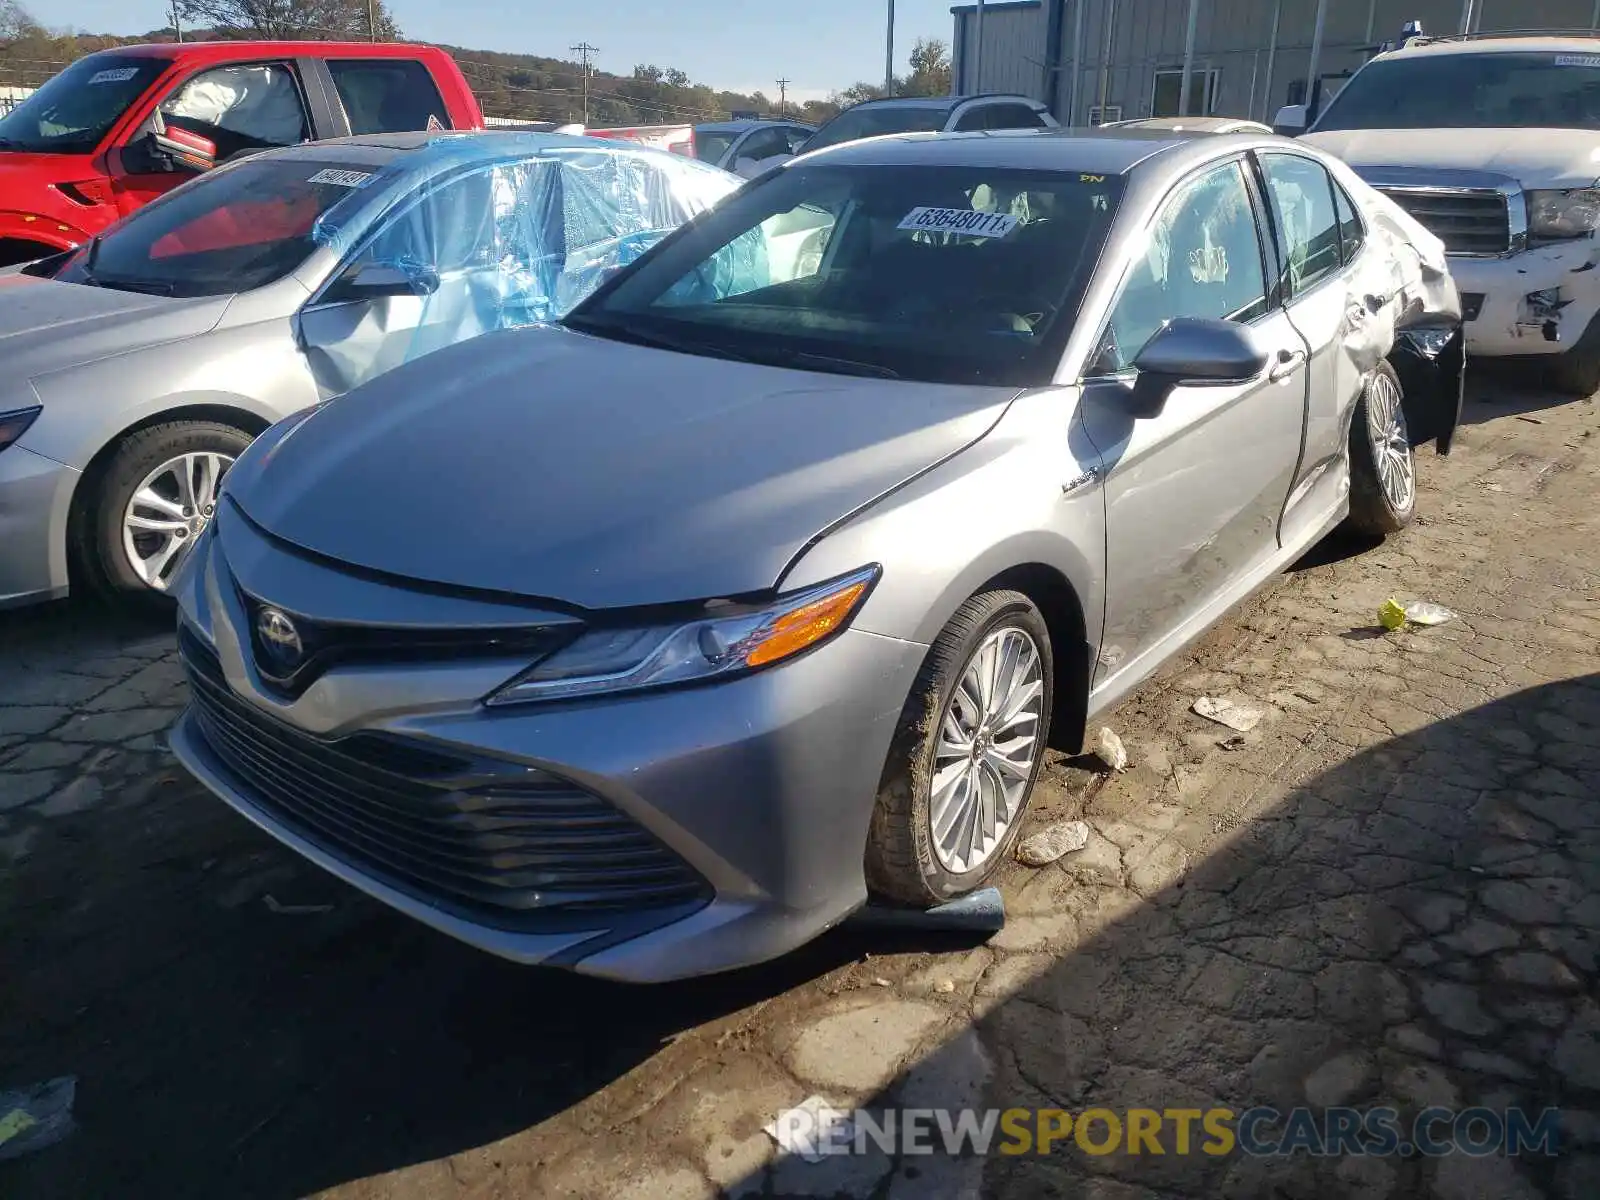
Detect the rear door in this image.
<box><xmin>1078</xmin><ymin>157</ymin><xmax>1311</xmax><ymax>691</ymax></box>
<box><xmin>324</xmin><ymin>58</ymin><xmax>451</xmax><ymax>135</ymax></box>
<box><xmin>1253</xmin><ymin>149</ymin><xmax>1366</xmax><ymax>549</ymax></box>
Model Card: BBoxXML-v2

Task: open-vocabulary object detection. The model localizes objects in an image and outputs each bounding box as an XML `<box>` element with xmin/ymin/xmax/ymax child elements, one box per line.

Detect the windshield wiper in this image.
<box><xmin>563</xmin><ymin>314</ymin><xmax>756</xmax><ymax>364</ymax></box>
<box><xmin>774</xmin><ymin>351</ymin><xmax>900</xmax><ymax>379</ymax></box>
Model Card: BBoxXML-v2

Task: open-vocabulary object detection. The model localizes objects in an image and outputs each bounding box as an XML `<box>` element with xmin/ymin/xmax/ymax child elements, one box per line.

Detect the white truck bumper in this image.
<box><xmin>1453</xmin><ymin>238</ymin><xmax>1600</xmax><ymax>357</ymax></box>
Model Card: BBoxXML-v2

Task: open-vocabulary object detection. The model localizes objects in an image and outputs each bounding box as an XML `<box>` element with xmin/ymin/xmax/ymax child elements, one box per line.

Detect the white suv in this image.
<box><xmin>1283</xmin><ymin>32</ymin><xmax>1600</xmax><ymax>393</ymax></box>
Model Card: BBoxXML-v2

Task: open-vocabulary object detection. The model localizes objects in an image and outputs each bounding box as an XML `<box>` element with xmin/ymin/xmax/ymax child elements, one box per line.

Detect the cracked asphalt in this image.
<box><xmin>1</xmin><ymin>374</ymin><xmax>1598</xmax><ymax>1199</ymax></box>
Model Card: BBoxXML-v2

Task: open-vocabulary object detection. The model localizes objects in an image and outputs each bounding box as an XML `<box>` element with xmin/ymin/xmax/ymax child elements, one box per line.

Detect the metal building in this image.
<box><xmin>951</xmin><ymin>0</ymin><xmax>1600</xmax><ymax>125</ymax></box>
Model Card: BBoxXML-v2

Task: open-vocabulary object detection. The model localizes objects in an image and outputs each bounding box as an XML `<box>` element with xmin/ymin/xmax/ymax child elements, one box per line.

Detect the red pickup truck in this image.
<box><xmin>0</xmin><ymin>40</ymin><xmax>483</xmax><ymax>265</ymax></box>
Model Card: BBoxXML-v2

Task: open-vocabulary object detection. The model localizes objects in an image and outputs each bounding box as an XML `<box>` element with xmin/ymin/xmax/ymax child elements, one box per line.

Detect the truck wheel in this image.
<box><xmin>82</xmin><ymin>421</ymin><xmax>253</xmax><ymax>607</ymax></box>
<box><xmin>865</xmin><ymin>590</ymin><xmax>1054</xmax><ymax>906</ymax></box>
<box><xmin>1346</xmin><ymin>362</ymin><xmax>1416</xmax><ymax>536</ymax></box>
<box><xmin>1541</xmin><ymin>312</ymin><xmax>1600</xmax><ymax>397</ymax></box>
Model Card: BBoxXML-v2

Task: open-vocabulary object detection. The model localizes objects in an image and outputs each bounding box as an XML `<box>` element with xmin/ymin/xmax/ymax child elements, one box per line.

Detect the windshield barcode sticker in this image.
<box><xmin>307</xmin><ymin>168</ymin><xmax>375</xmax><ymax>188</ymax></box>
<box><xmin>1555</xmin><ymin>55</ymin><xmax>1600</xmax><ymax>67</ymax></box>
<box><xmin>897</xmin><ymin>207</ymin><xmax>1019</xmax><ymax>238</ymax></box>
<box><xmin>87</xmin><ymin>67</ymin><xmax>141</xmax><ymax>85</ymax></box>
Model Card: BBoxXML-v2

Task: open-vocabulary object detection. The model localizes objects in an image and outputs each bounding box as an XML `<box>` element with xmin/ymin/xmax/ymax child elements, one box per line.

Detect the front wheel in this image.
<box><xmin>1345</xmin><ymin>362</ymin><xmax>1416</xmax><ymax>537</ymax></box>
<box><xmin>865</xmin><ymin>590</ymin><xmax>1054</xmax><ymax>907</ymax></box>
<box><xmin>81</xmin><ymin>421</ymin><xmax>253</xmax><ymax>606</ymax></box>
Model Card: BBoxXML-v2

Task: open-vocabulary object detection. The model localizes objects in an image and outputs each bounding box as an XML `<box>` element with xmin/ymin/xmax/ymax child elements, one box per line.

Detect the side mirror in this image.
<box><xmin>149</xmin><ymin>125</ymin><xmax>217</xmax><ymax>173</ymax></box>
<box><xmin>1272</xmin><ymin>104</ymin><xmax>1308</xmax><ymax>137</ymax></box>
<box><xmin>336</xmin><ymin>261</ymin><xmax>441</xmax><ymax>300</ymax></box>
<box><xmin>1128</xmin><ymin>317</ymin><xmax>1269</xmax><ymax>417</ymax></box>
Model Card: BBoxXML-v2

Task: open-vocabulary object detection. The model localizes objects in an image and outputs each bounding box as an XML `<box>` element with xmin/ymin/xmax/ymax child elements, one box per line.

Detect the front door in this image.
<box><xmin>1078</xmin><ymin>157</ymin><xmax>1310</xmax><ymax>692</ymax></box>
<box><xmin>113</xmin><ymin>61</ymin><xmax>313</xmax><ymax>218</ymax></box>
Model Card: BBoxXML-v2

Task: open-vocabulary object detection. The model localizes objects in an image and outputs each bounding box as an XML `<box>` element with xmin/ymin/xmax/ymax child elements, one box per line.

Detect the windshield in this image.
<box><xmin>54</xmin><ymin>157</ymin><xmax>382</xmax><ymax>297</ymax></box>
<box><xmin>0</xmin><ymin>54</ymin><xmax>164</xmax><ymax>154</ymax></box>
<box><xmin>1315</xmin><ymin>52</ymin><xmax>1600</xmax><ymax>131</ymax></box>
<box><xmin>568</xmin><ymin>162</ymin><xmax>1124</xmax><ymax>386</ymax></box>
<box><xmin>695</xmin><ymin>131</ymin><xmax>740</xmax><ymax>163</ymax></box>
<box><xmin>804</xmin><ymin>104</ymin><xmax>952</xmax><ymax>152</ymax></box>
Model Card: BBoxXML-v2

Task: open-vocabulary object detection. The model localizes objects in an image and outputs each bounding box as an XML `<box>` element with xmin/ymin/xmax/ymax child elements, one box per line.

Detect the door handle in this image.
<box><xmin>1364</xmin><ymin>292</ymin><xmax>1391</xmax><ymax>314</ymax></box>
<box><xmin>1268</xmin><ymin>348</ymin><xmax>1307</xmax><ymax>382</ymax></box>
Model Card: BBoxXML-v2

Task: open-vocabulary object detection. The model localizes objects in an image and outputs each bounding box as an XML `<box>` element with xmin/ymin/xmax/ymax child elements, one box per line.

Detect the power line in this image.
<box><xmin>570</xmin><ymin>41</ymin><xmax>598</xmax><ymax>124</ymax></box>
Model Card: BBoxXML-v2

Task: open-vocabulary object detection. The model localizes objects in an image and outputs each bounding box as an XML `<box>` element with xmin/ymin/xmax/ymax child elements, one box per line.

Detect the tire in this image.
<box><xmin>1541</xmin><ymin>312</ymin><xmax>1600</xmax><ymax>397</ymax></box>
<box><xmin>81</xmin><ymin>421</ymin><xmax>253</xmax><ymax>607</ymax></box>
<box><xmin>1345</xmin><ymin>362</ymin><xmax>1417</xmax><ymax>537</ymax></box>
<box><xmin>864</xmin><ymin>590</ymin><xmax>1054</xmax><ymax>907</ymax></box>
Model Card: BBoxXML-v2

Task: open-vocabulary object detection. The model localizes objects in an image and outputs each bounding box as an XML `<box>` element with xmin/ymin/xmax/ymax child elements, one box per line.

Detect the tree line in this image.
<box><xmin>0</xmin><ymin>0</ymin><xmax>953</xmax><ymax>128</ymax></box>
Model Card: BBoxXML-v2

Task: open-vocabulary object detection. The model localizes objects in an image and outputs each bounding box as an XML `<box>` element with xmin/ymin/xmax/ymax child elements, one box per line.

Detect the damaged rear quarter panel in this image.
<box><xmin>1329</xmin><ymin>158</ymin><xmax>1465</xmax><ymax>454</ymax></box>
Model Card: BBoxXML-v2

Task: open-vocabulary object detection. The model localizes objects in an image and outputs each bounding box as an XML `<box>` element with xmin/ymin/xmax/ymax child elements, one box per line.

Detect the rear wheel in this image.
<box><xmin>1346</xmin><ymin>362</ymin><xmax>1416</xmax><ymax>537</ymax></box>
<box><xmin>81</xmin><ymin>421</ymin><xmax>252</xmax><ymax>607</ymax></box>
<box><xmin>865</xmin><ymin>590</ymin><xmax>1054</xmax><ymax>906</ymax></box>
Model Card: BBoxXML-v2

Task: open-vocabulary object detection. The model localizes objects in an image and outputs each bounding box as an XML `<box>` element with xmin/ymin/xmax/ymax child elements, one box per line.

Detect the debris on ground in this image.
<box><xmin>263</xmin><ymin>895</ymin><xmax>334</xmax><ymax>915</ymax></box>
<box><xmin>766</xmin><ymin>1095</ymin><xmax>854</xmax><ymax>1162</ymax></box>
<box><xmin>0</xmin><ymin>1077</ymin><xmax>76</xmax><ymax>1162</ymax></box>
<box><xmin>1379</xmin><ymin>598</ymin><xmax>1458</xmax><ymax>631</ymax></box>
<box><xmin>934</xmin><ymin>979</ymin><xmax>956</xmax><ymax>994</ymax></box>
<box><xmin>1192</xmin><ymin>695</ymin><xmax>1266</xmax><ymax>733</ymax></box>
<box><xmin>1093</xmin><ymin>726</ymin><xmax>1129</xmax><ymax>772</ymax></box>
<box><xmin>872</xmin><ymin>977</ymin><xmax>892</xmax><ymax>988</ymax></box>
<box><xmin>1218</xmin><ymin>735</ymin><xmax>1248</xmax><ymax>751</ymax></box>
<box><xmin>1016</xmin><ymin>819</ymin><xmax>1090</xmax><ymax>866</ymax></box>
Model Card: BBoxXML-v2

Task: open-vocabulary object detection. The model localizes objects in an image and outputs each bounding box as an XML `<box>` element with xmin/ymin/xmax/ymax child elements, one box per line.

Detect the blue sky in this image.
<box><xmin>47</xmin><ymin>0</ymin><xmax>956</xmax><ymax>100</ymax></box>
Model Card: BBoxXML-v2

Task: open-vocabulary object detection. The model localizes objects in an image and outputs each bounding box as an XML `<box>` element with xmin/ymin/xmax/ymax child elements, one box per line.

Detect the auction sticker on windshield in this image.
<box><xmin>898</xmin><ymin>207</ymin><xmax>1019</xmax><ymax>238</ymax></box>
<box><xmin>1555</xmin><ymin>55</ymin><xmax>1600</xmax><ymax>67</ymax></box>
<box><xmin>307</xmin><ymin>169</ymin><xmax>376</xmax><ymax>188</ymax></box>
<box><xmin>88</xmin><ymin>67</ymin><xmax>141</xmax><ymax>85</ymax></box>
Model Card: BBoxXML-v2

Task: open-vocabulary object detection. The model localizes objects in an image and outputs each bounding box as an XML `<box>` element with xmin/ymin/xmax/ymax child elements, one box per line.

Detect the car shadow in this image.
<box><xmin>1463</xmin><ymin>361</ymin><xmax>1593</xmax><ymax>427</ymax></box>
<box><xmin>725</xmin><ymin>675</ymin><xmax>1600</xmax><ymax>1197</ymax></box>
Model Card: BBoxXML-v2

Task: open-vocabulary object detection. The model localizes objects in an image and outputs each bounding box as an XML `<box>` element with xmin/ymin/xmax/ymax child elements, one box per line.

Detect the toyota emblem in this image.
<box><xmin>256</xmin><ymin>607</ymin><xmax>303</xmax><ymax>670</ymax></box>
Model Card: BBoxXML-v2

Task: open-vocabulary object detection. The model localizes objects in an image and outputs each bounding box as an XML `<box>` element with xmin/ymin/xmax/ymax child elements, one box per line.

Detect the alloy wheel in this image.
<box><xmin>929</xmin><ymin>625</ymin><xmax>1046</xmax><ymax>874</ymax></box>
<box><xmin>120</xmin><ymin>451</ymin><xmax>233</xmax><ymax>591</ymax></box>
<box><xmin>1366</xmin><ymin>371</ymin><xmax>1415</xmax><ymax>514</ymax></box>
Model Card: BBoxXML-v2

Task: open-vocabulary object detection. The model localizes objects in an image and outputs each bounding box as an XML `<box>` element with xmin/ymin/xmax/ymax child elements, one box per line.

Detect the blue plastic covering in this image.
<box><xmin>307</xmin><ymin>132</ymin><xmax>740</xmax><ymax>366</ymax></box>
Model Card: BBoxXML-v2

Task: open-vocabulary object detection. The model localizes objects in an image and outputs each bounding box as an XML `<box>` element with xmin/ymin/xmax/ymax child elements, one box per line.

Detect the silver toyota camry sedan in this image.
<box><xmin>170</xmin><ymin>128</ymin><xmax>1463</xmax><ymax>982</ymax></box>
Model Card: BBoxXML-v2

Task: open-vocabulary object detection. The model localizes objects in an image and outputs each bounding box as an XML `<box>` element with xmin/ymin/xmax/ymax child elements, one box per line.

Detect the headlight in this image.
<box><xmin>486</xmin><ymin>564</ymin><xmax>879</xmax><ymax>705</ymax></box>
<box><xmin>1527</xmin><ymin>188</ymin><xmax>1600</xmax><ymax>239</ymax></box>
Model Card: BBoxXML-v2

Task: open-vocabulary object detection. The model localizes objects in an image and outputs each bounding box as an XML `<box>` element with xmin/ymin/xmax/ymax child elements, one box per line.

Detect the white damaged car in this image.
<box><xmin>1286</xmin><ymin>31</ymin><xmax>1600</xmax><ymax>394</ymax></box>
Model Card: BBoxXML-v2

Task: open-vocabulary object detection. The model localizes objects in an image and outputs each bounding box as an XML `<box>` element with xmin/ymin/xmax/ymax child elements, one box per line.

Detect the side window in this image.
<box><xmin>985</xmin><ymin>104</ymin><xmax>1048</xmax><ymax>130</ymax></box>
<box><xmin>737</xmin><ymin>128</ymin><xmax>791</xmax><ymax>163</ymax></box>
<box><xmin>783</xmin><ymin>127</ymin><xmax>813</xmax><ymax>153</ymax></box>
<box><xmin>1094</xmin><ymin>160</ymin><xmax>1268</xmax><ymax>374</ymax></box>
<box><xmin>329</xmin><ymin>59</ymin><xmax>449</xmax><ymax>136</ymax></box>
<box><xmin>1259</xmin><ymin>153</ymin><xmax>1343</xmax><ymax>295</ymax></box>
<box><xmin>160</xmin><ymin>63</ymin><xmax>309</xmax><ymax>159</ymax></box>
<box><xmin>953</xmin><ymin>106</ymin><xmax>989</xmax><ymax>132</ymax></box>
<box><xmin>1333</xmin><ymin>180</ymin><xmax>1365</xmax><ymax>264</ymax></box>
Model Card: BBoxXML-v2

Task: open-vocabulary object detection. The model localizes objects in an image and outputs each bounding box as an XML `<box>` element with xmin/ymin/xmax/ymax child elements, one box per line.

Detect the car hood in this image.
<box><xmin>1302</xmin><ymin>127</ymin><xmax>1600</xmax><ymax>190</ymax></box>
<box><xmin>226</xmin><ymin>325</ymin><xmax>1015</xmax><ymax>609</ymax></box>
<box><xmin>0</xmin><ymin>275</ymin><xmax>230</xmax><ymax>383</ymax></box>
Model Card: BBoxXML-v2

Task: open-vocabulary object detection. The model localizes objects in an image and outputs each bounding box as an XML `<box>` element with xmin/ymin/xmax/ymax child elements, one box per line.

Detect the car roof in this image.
<box><xmin>1111</xmin><ymin>116</ymin><xmax>1273</xmax><ymax>134</ymax></box>
<box><xmin>89</xmin><ymin>39</ymin><xmax>443</xmax><ymax>62</ymax></box>
<box><xmin>266</xmin><ymin>129</ymin><xmax>716</xmax><ymax>167</ymax></box>
<box><xmin>837</xmin><ymin>93</ymin><xmax>1040</xmax><ymax>111</ymax></box>
<box><xmin>1386</xmin><ymin>34</ymin><xmax>1600</xmax><ymax>57</ymax></box>
<box><xmin>695</xmin><ymin>119</ymin><xmax>810</xmax><ymax>133</ymax></box>
<box><xmin>803</xmin><ymin>126</ymin><xmax>1231</xmax><ymax>173</ymax></box>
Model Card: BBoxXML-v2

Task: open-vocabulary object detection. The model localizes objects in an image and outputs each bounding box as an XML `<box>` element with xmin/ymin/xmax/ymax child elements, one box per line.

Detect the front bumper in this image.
<box><xmin>1453</xmin><ymin>240</ymin><xmax>1600</xmax><ymax>357</ymax></box>
<box><xmin>169</xmin><ymin>507</ymin><xmax>927</xmax><ymax>983</ymax></box>
<box><xmin>0</xmin><ymin>443</ymin><xmax>77</xmax><ymax>609</ymax></box>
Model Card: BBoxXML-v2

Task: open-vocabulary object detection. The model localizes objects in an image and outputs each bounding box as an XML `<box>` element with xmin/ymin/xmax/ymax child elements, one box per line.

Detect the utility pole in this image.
<box><xmin>884</xmin><ymin>0</ymin><xmax>895</xmax><ymax>96</ymax></box>
<box><xmin>1305</xmin><ymin>0</ymin><xmax>1329</xmax><ymax>121</ymax></box>
<box><xmin>1178</xmin><ymin>0</ymin><xmax>1201</xmax><ymax>116</ymax></box>
<box><xmin>776</xmin><ymin>77</ymin><xmax>790</xmax><ymax>116</ymax></box>
<box><xmin>170</xmin><ymin>0</ymin><xmax>183</xmax><ymax>42</ymax></box>
<box><xmin>571</xmin><ymin>42</ymin><xmax>599</xmax><ymax>125</ymax></box>
<box><xmin>974</xmin><ymin>0</ymin><xmax>986</xmax><ymax>93</ymax></box>
<box><xmin>368</xmin><ymin>0</ymin><xmax>378</xmax><ymax>41</ymax></box>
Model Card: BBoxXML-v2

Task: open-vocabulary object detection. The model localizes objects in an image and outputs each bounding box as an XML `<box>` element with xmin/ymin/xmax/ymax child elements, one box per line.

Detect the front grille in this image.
<box><xmin>1377</xmin><ymin>188</ymin><xmax>1511</xmax><ymax>256</ymax></box>
<box><xmin>179</xmin><ymin>627</ymin><xmax>709</xmax><ymax>926</ymax></box>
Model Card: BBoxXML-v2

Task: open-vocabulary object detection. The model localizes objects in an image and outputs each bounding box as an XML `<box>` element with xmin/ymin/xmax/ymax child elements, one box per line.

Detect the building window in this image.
<box><xmin>1087</xmin><ymin>104</ymin><xmax>1123</xmax><ymax>125</ymax></box>
<box><xmin>1151</xmin><ymin>68</ymin><xmax>1219</xmax><ymax>117</ymax></box>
